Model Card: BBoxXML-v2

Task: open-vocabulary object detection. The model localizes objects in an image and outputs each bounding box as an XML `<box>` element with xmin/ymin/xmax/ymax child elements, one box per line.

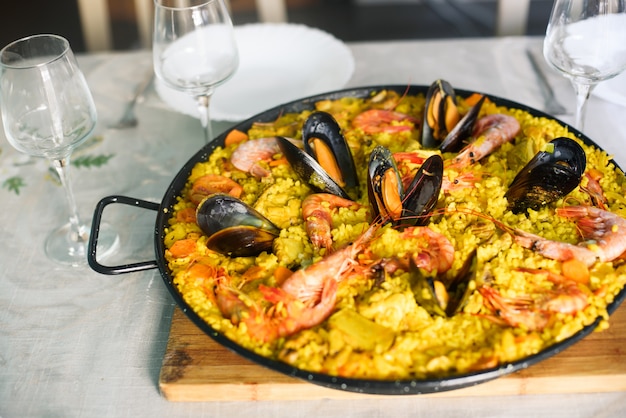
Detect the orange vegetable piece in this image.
<box><xmin>187</xmin><ymin>263</ymin><xmax>216</xmax><ymax>280</ymax></box>
<box><xmin>169</xmin><ymin>239</ymin><xmax>197</xmax><ymax>259</ymax></box>
<box><xmin>268</xmin><ymin>156</ymin><xmax>288</xmax><ymax>167</ymax></box>
<box><xmin>176</xmin><ymin>207</ymin><xmax>197</xmax><ymax>223</ymax></box>
<box><xmin>561</xmin><ymin>258</ymin><xmax>590</xmax><ymax>284</ymax></box>
<box><xmin>273</xmin><ymin>265</ymin><xmax>293</xmax><ymax>285</ymax></box>
<box><xmin>242</xmin><ymin>265</ymin><xmax>265</xmax><ymax>282</ymax></box>
<box><xmin>224</xmin><ymin>129</ymin><xmax>248</xmax><ymax>147</ymax></box>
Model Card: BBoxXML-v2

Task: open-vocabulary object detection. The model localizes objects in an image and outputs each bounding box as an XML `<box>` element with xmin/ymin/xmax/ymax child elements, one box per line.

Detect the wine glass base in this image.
<box><xmin>45</xmin><ymin>222</ymin><xmax>119</xmax><ymax>267</ymax></box>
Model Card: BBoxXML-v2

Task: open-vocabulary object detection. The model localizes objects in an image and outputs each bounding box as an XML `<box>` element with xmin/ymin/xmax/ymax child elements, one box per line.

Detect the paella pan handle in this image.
<box><xmin>88</xmin><ymin>195</ymin><xmax>160</xmax><ymax>275</ymax></box>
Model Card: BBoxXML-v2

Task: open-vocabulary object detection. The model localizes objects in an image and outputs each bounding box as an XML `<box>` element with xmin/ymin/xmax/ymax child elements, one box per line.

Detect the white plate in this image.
<box><xmin>155</xmin><ymin>23</ymin><xmax>355</xmax><ymax>121</ymax></box>
<box><xmin>593</xmin><ymin>71</ymin><xmax>626</xmax><ymax>107</ymax></box>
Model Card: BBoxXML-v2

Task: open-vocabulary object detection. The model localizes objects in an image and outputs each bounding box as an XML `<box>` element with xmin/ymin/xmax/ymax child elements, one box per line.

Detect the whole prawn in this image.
<box><xmin>517</xmin><ymin>268</ymin><xmax>589</xmax><ymax>314</ymax></box>
<box><xmin>448</xmin><ymin>114</ymin><xmax>520</xmax><ymax>169</ymax></box>
<box><xmin>214</xmin><ymin>275</ymin><xmax>338</xmax><ymax>343</ymax></box>
<box><xmin>230</xmin><ymin>137</ymin><xmax>302</xmax><ymax>178</ymax></box>
<box><xmin>352</xmin><ymin>109</ymin><xmax>418</xmax><ymax>134</ymax></box>
<box><xmin>281</xmin><ymin>221</ymin><xmax>381</xmax><ymax>305</ymax></box>
<box><xmin>478</xmin><ymin>285</ymin><xmax>550</xmax><ymax>331</ymax></box>
<box><xmin>230</xmin><ymin>137</ymin><xmax>280</xmax><ymax>178</ymax></box>
<box><xmin>301</xmin><ymin>193</ymin><xmax>365</xmax><ymax>251</ymax></box>
<box><xmin>479</xmin><ymin>268</ymin><xmax>589</xmax><ymax>331</ymax></box>
<box><xmin>513</xmin><ymin>205</ymin><xmax>626</xmax><ymax>266</ymax></box>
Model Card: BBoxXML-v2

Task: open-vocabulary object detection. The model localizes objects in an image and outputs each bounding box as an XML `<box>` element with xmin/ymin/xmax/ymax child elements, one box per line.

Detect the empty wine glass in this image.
<box><xmin>153</xmin><ymin>0</ymin><xmax>239</xmax><ymax>144</ymax></box>
<box><xmin>543</xmin><ymin>0</ymin><xmax>626</xmax><ymax>132</ymax></box>
<box><xmin>0</xmin><ymin>34</ymin><xmax>119</xmax><ymax>266</ymax></box>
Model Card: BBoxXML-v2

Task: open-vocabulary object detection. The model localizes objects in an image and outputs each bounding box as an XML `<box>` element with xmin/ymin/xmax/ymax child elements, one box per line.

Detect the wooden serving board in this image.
<box><xmin>159</xmin><ymin>304</ymin><xmax>626</xmax><ymax>401</ymax></box>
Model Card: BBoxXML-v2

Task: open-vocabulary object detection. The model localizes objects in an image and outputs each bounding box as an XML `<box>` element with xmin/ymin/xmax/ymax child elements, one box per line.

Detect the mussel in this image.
<box><xmin>420</xmin><ymin>79</ymin><xmax>461</xmax><ymax>149</ymax></box>
<box><xmin>439</xmin><ymin>95</ymin><xmax>486</xmax><ymax>153</ymax></box>
<box><xmin>420</xmin><ymin>79</ymin><xmax>485</xmax><ymax>153</ymax></box>
<box><xmin>402</xmin><ymin>154</ymin><xmax>445</xmax><ymax>225</ymax></box>
<box><xmin>411</xmin><ymin>249</ymin><xmax>477</xmax><ymax>317</ymax></box>
<box><xmin>277</xmin><ymin>136</ymin><xmax>350</xmax><ymax>199</ymax></box>
<box><xmin>367</xmin><ymin>146</ymin><xmax>404</xmax><ymax>221</ymax></box>
<box><xmin>277</xmin><ymin>112</ymin><xmax>359</xmax><ymax>199</ymax></box>
<box><xmin>505</xmin><ymin>137</ymin><xmax>586</xmax><ymax>214</ymax></box>
<box><xmin>302</xmin><ymin>111</ymin><xmax>359</xmax><ymax>192</ymax></box>
<box><xmin>196</xmin><ymin>193</ymin><xmax>280</xmax><ymax>257</ymax></box>
<box><xmin>368</xmin><ymin>145</ymin><xmax>443</xmax><ymax>226</ymax></box>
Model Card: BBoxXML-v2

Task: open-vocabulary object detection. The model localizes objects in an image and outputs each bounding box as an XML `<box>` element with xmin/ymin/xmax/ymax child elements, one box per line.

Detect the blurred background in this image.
<box><xmin>0</xmin><ymin>0</ymin><xmax>553</xmax><ymax>53</ymax></box>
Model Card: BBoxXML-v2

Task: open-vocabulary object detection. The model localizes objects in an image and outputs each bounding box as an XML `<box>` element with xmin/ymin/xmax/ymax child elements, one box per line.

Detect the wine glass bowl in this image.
<box><xmin>153</xmin><ymin>0</ymin><xmax>238</xmax><ymax>143</ymax></box>
<box><xmin>543</xmin><ymin>0</ymin><xmax>626</xmax><ymax>131</ymax></box>
<box><xmin>0</xmin><ymin>34</ymin><xmax>118</xmax><ymax>266</ymax></box>
<box><xmin>1</xmin><ymin>36</ymin><xmax>96</xmax><ymax>159</ymax></box>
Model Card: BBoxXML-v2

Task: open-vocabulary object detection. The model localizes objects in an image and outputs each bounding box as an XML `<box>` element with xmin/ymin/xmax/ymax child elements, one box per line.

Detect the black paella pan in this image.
<box><xmin>87</xmin><ymin>85</ymin><xmax>626</xmax><ymax>395</ymax></box>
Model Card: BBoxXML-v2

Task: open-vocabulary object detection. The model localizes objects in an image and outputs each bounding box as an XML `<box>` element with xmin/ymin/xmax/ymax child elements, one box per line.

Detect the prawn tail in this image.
<box><xmin>556</xmin><ymin>205</ymin><xmax>590</xmax><ymax>220</ymax></box>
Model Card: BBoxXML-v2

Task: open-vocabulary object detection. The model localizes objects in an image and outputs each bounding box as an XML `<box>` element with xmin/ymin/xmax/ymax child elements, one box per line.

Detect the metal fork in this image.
<box><xmin>109</xmin><ymin>71</ymin><xmax>154</xmax><ymax>129</ymax></box>
<box><xmin>525</xmin><ymin>49</ymin><xmax>568</xmax><ymax>116</ymax></box>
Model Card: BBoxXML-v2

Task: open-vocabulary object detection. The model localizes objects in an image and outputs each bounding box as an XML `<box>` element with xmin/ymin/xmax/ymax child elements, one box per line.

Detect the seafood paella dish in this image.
<box><xmin>163</xmin><ymin>81</ymin><xmax>626</xmax><ymax>380</ymax></box>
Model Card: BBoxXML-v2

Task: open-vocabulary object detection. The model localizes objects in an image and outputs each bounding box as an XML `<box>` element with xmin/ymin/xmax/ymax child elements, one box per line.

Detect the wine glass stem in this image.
<box><xmin>571</xmin><ymin>81</ymin><xmax>593</xmax><ymax>132</ymax></box>
<box><xmin>196</xmin><ymin>94</ymin><xmax>213</xmax><ymax>144</ymax></box>
<box><xmin>52</xmin><ymin>158</ymin><xmax>87</xmax><ymax>243</ymax></box>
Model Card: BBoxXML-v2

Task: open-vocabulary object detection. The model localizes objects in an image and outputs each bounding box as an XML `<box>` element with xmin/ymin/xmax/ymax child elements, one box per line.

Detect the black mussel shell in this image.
<box><xmin>445</xmin><ymin>249</ymin><xmax>477</xmax><ymax>316</ymax></box>
<box><xmin>205</xmin><ymin>227</ymin><xmax>278</xmax><ymax>257</ymax></box>
<box><xmin>439</xmin><ymin>95</ymin><xmax>486</xmax><ymax>153</ymax></box>
<box><xmin>505</xmin><ymin>137</ymin><xmax>586</xmax><ymax>214</ymax></box>
<box><xmin>420</xmin><ymin>79</ymin><xmax>461</xmax><ymax>149</ymax></box>
<box><xmin>196</xmin><ymin>193</ymin><xmax>280</xmax><ymax>257</ymax></box>
<box><xmin>277</xmin><ymin>135</ymin><xmax>351</xmax><ymax>199</ymax></box>
<box><xmin>367</xmin><ymin>145</ymin><xmax>404</xmax><ymax>223</ymax></box>
<box><xmin>411</xmin><ymin>270</ymin><xmax>447</xmax><ymax>317</ymax></box>
<box><xmin>411</xmin><ymin>249</ymin><xmax>477</xmax><ymax>317</ymax></box>
<box><xmin>401</xmin><ymin>154</ymin><xmax>444</xmax><ymax>226</ymax></box>
<box><xmin>302</xmin><ymin>111</ymin><xmax>359</xmax><ymax>192</ymax></box>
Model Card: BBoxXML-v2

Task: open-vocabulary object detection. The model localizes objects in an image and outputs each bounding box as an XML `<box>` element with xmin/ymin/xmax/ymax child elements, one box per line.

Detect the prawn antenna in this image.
<box><xmin>442</xmin><ymin>206</ymin><xmax>518</xmax><ymax>235</ymax></box>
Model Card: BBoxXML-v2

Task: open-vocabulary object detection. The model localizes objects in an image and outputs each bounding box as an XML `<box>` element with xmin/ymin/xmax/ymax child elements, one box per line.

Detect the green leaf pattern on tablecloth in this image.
<box><xmin>72</xmin><ymin>154</ymin><xmax>115</xmax><ymax>168</ymax></box>
<box><xmin>1</xmin><ymin>136</ymin><xmax>115</xmax><ymax>195</ymax></box>
<box><xmin>2</xmin><ymin>176</ymin><xmax>26</xmax><ymax>194</ymax></box>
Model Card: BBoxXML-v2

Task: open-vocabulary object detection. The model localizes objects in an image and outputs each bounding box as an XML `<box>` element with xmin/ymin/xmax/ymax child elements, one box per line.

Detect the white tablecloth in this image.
<box><xmin>1</xmin><ymin>36</ymin><xmax>625</xmax><ymax>418</ymax></box>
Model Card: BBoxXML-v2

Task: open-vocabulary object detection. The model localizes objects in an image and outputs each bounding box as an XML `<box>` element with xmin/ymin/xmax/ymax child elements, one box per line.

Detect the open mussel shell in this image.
<box><xmin>505</xmin><ymin>137</ymin><xmax>586</xmax><ymax>214</ymax></box>
<box><xmin>368</xmin><ymin>147</ymin><xmax>443</xmax><ymax>226</ymax></box>
<box><xmin>439</xmin><ymin>95</ymin><xmax>486</xmax><ymax>153</ymax></box>
<box><xmin>277</xmin><ymin>135</ymin><xmax>351</xmax><ymax>199</ymax></box>
<box><xmin>411</xmin><ymin>249</ymin><xmax>477</xmax><ymax>317</ymax></box>
<box><xmin>367</xmin><ymin>145</ymin><xmax>404</xmax><ymax>223</ymax></box>
<box><xmin>420</xmin><ymin>79</ymin><xmax>461</xmax><ymax>149</ymax></box>
<box><xmin>196</xmin><ymin>193</ymin><xmax>280</xmax><ymax>257</ymax></box>
<box><xmin>411</xmin><ymin>272</ymin><xmax>448</xmax><ymax>317</ymax></box>
<box><xmin>302</xmin><ymin>111</ymin><xmax>359</xmax><ymax>192</ymax></box>
<box><xmin>402</xmin><ymin>154</ymin><xmax>444</xmax><ymax>226</ymax></box>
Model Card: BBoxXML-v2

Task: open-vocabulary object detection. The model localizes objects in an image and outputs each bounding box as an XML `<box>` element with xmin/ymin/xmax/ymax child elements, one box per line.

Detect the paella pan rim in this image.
<box><xmin>153</xmin><ymin>84</ymin><xmax>626</xmax><ymax>395</ymax></box>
